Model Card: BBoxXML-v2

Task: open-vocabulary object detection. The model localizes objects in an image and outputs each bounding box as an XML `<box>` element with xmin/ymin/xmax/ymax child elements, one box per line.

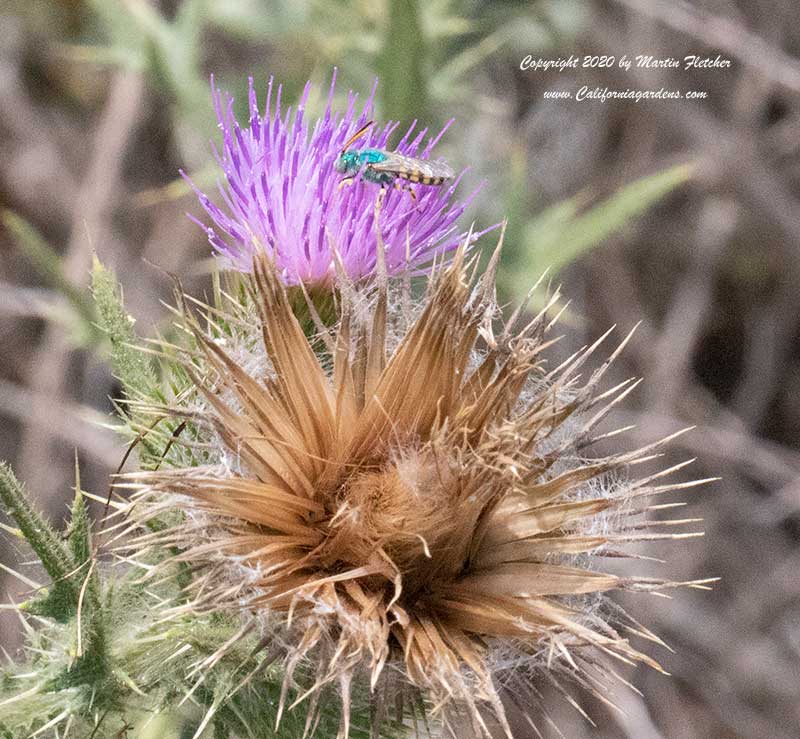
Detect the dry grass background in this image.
<box><xmin>1</xmin><ymin>0</ymin><xmax>799</xmax><ymax>736</ymax></box>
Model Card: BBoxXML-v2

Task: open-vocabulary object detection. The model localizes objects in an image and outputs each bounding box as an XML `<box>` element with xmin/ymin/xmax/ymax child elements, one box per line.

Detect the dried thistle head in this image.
<box><xmin>124</xmin><ymin>238</ymin><xmax>709</xmax><ymax>737</ymax></box>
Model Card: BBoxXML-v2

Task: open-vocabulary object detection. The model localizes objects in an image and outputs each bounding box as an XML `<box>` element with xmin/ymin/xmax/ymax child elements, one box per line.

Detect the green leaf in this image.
<box><xmin>0</xmin><ymin>463</ymin><xmax>78</xmax><ymax>621</ymax></box>
<box><xmin>133</xmin><ymin>162</ymin><xmax>217</xmax><ymax>208</ymax></box>
<box><xmin>432</xmin><ymin>26</ymin><xmax>508</xmax><ymax>93</ymax></box>
<box><xmin>91</xmin><ymin>255</ymin><xmax>160</xmax><ymax>404</ymax></box>
<box><xmin>67</xmin><ymin>457</ymin><xmax>92</xmax><ymax>570</ymax></box>
<box><xmin>510</xmin><ymin>163</ymin><xmax>693</xmax><ymax>297</ymax></box>
<box><xmin>48</xmin><ymin>460</ymin><xmax>112</xmax><ymax>699</ymax></box>
<box><xmin>87</xmin><ymin>0</ymin><xmax>213</xmax><ymax>148</ymax></box>
<box><xmin>56</xmin><ymin>43</ymin><xmax>146</xmax><ymax>70</ymax></box>
<box><xmin>91</xmin><ymin>254</ymin><xmax>183</xmax><ymax>473</ymax></box>
<box><xmin>86</xmin><ymin>0</ymin><xmax>149</xmax><ymax>66</ymax></box>
<box><xmin>2</xmin><ymin>210</ymin><xmax>98</xmax><ymax>345</ymax></box>
<box><xmin>379</xmin><ymin>0</ymin><xmax>429</xmax><ymax>126</ymax></box>
<box><xmin>207</xmin><ymin>0</ymin><xmax>309</xmax><ymax>40</ymax></box>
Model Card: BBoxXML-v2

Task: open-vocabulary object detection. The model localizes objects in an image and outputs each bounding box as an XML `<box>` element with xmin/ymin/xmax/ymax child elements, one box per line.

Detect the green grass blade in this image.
<box><xmin>2</xmin><ymin>210</ymin><xmax>98</xmax><ymax>343</ymax></box>
<box><xmin>509</xmin><ymin>163</ymin><xmax>693</xmax><ymax>298</ymax></box>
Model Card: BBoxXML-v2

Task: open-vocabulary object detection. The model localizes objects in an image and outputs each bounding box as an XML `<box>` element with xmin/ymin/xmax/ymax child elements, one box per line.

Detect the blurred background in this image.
<box><xmin>1</xmin><ymin>0</ymin><xmax>799</xmax><ymax>737</ymax></box>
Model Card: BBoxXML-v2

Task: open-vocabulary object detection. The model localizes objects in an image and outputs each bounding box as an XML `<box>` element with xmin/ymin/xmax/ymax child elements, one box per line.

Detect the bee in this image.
<box><xmin>334</xmin><ymin>121</ymin><xmax>454</xmax><ymax>199</ymax></box>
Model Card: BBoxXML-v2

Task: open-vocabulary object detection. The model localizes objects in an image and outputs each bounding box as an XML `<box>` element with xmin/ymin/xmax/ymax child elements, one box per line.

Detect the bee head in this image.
<box><xmin>335</xmin><ymin>151</ymin><xmax>360</xmax><ymax>176</ymax></box>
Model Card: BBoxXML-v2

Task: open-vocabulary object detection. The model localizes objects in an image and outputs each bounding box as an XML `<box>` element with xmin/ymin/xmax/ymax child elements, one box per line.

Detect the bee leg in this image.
<box><xmin>338</xmin><ymin>176</ymin><xmax>355</xmax><ymax>190</ymax></box>
<box><xmin>394</xmin><ymin>180</ymin><xmax>417</xmax><ymax>204</ymax></box>
<box><xmin>377</xmin><ymin>185</ymin><xmax>388</xmax><ymax>209</ymax></box>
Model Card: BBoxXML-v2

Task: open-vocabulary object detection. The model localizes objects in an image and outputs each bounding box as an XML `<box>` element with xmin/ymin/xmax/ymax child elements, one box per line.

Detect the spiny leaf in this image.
<box><xmin>0</xmin><ymin>463</ymin><xmax>78</xmax><ymax>621</ymax></box>
<box><xmin>91</xmin><ymin>254</ymin><xmax>160</xmax><ymax>404</ymax></box>
<box><xmin>67</xmin><ymin>456</ymin><xmax>92</xmax><ymax>569</ymax></box>
<box><xmin>54</xmin><ymin>463</ymin><xmax>111</xmax><ymax>701</ymax></box>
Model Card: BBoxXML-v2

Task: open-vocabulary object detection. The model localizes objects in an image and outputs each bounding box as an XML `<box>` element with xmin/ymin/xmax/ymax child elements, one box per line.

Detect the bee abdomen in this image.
<box><xmin>396</xmin><ymin>170</ymin><xmax>446</xmax><ymax>186</ymax></box>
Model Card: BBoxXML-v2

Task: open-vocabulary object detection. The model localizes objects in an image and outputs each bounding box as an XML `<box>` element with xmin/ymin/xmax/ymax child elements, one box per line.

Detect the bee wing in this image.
<box><xmin>369</xmin><ymin>152</ymin><xmax>455</xmax><ymax>180</ymax></box>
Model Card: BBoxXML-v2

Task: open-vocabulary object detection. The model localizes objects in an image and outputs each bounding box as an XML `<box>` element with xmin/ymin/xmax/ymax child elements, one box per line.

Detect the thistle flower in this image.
<box><xmin>186</xmin><ymin>72</ymin><xmax>483</xmax><ymax>283</ymax></box>
<box><xmin>124</xmin><ymin>235</ymin><xmax>710</xmax><ymax>737</ymax></box>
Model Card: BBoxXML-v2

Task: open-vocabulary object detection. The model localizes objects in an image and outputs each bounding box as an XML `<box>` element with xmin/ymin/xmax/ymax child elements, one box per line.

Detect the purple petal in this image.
<box><xmin>188</xmin><ymin>73</ymin><xmax>491</xmax><ymax>285</ymax></box>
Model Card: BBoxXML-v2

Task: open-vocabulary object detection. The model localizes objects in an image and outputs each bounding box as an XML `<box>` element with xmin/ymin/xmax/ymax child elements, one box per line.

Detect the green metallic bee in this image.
<box><xmin>334</xmin><ymin>121</ymin><xmax>455</xmax><ymax>198</ymax></box>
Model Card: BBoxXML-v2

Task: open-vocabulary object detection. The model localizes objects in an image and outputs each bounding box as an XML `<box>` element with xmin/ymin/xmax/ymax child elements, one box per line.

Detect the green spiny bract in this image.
<box><xmin>0</xmin><ymin>464</ymin><xmax>78</xmax><ymax>623</ymax></box>
<box><xmin>0</xmin><ymin>464</ymin><xmax>118</xmax><ymax>732</ymax></box>
<box><xmin>0</xmin><ymin>557</ymin><xmax>384</xmax><ymax>737</ymax></box>
<box><xmin>90</xmin><ymin>255</ymin><xmax>192</xmax><ymax>470</ymax></box>
<box><xmin>0</xmin><ymin>267</ymin><xmax>391</xmax><ymax>738</ymax></box>
<box><xmin>0</xmin><ymin>475</ymin><xmax>372</xmax><ymax>737</ymax></box>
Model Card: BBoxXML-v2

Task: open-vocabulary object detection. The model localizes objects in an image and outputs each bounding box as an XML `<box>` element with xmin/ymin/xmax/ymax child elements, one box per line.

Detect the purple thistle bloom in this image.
<box><xmin>184</xmin><ymin>71</ymin><xmax>487</xmax><ymax>284</ymax></box>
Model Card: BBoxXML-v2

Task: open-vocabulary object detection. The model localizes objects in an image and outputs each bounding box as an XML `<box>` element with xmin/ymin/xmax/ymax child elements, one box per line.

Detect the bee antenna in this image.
<box><xmin>341</xmin><ymin>120</ymin><xmax>374</xmax><ymax>154</ymax></box>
